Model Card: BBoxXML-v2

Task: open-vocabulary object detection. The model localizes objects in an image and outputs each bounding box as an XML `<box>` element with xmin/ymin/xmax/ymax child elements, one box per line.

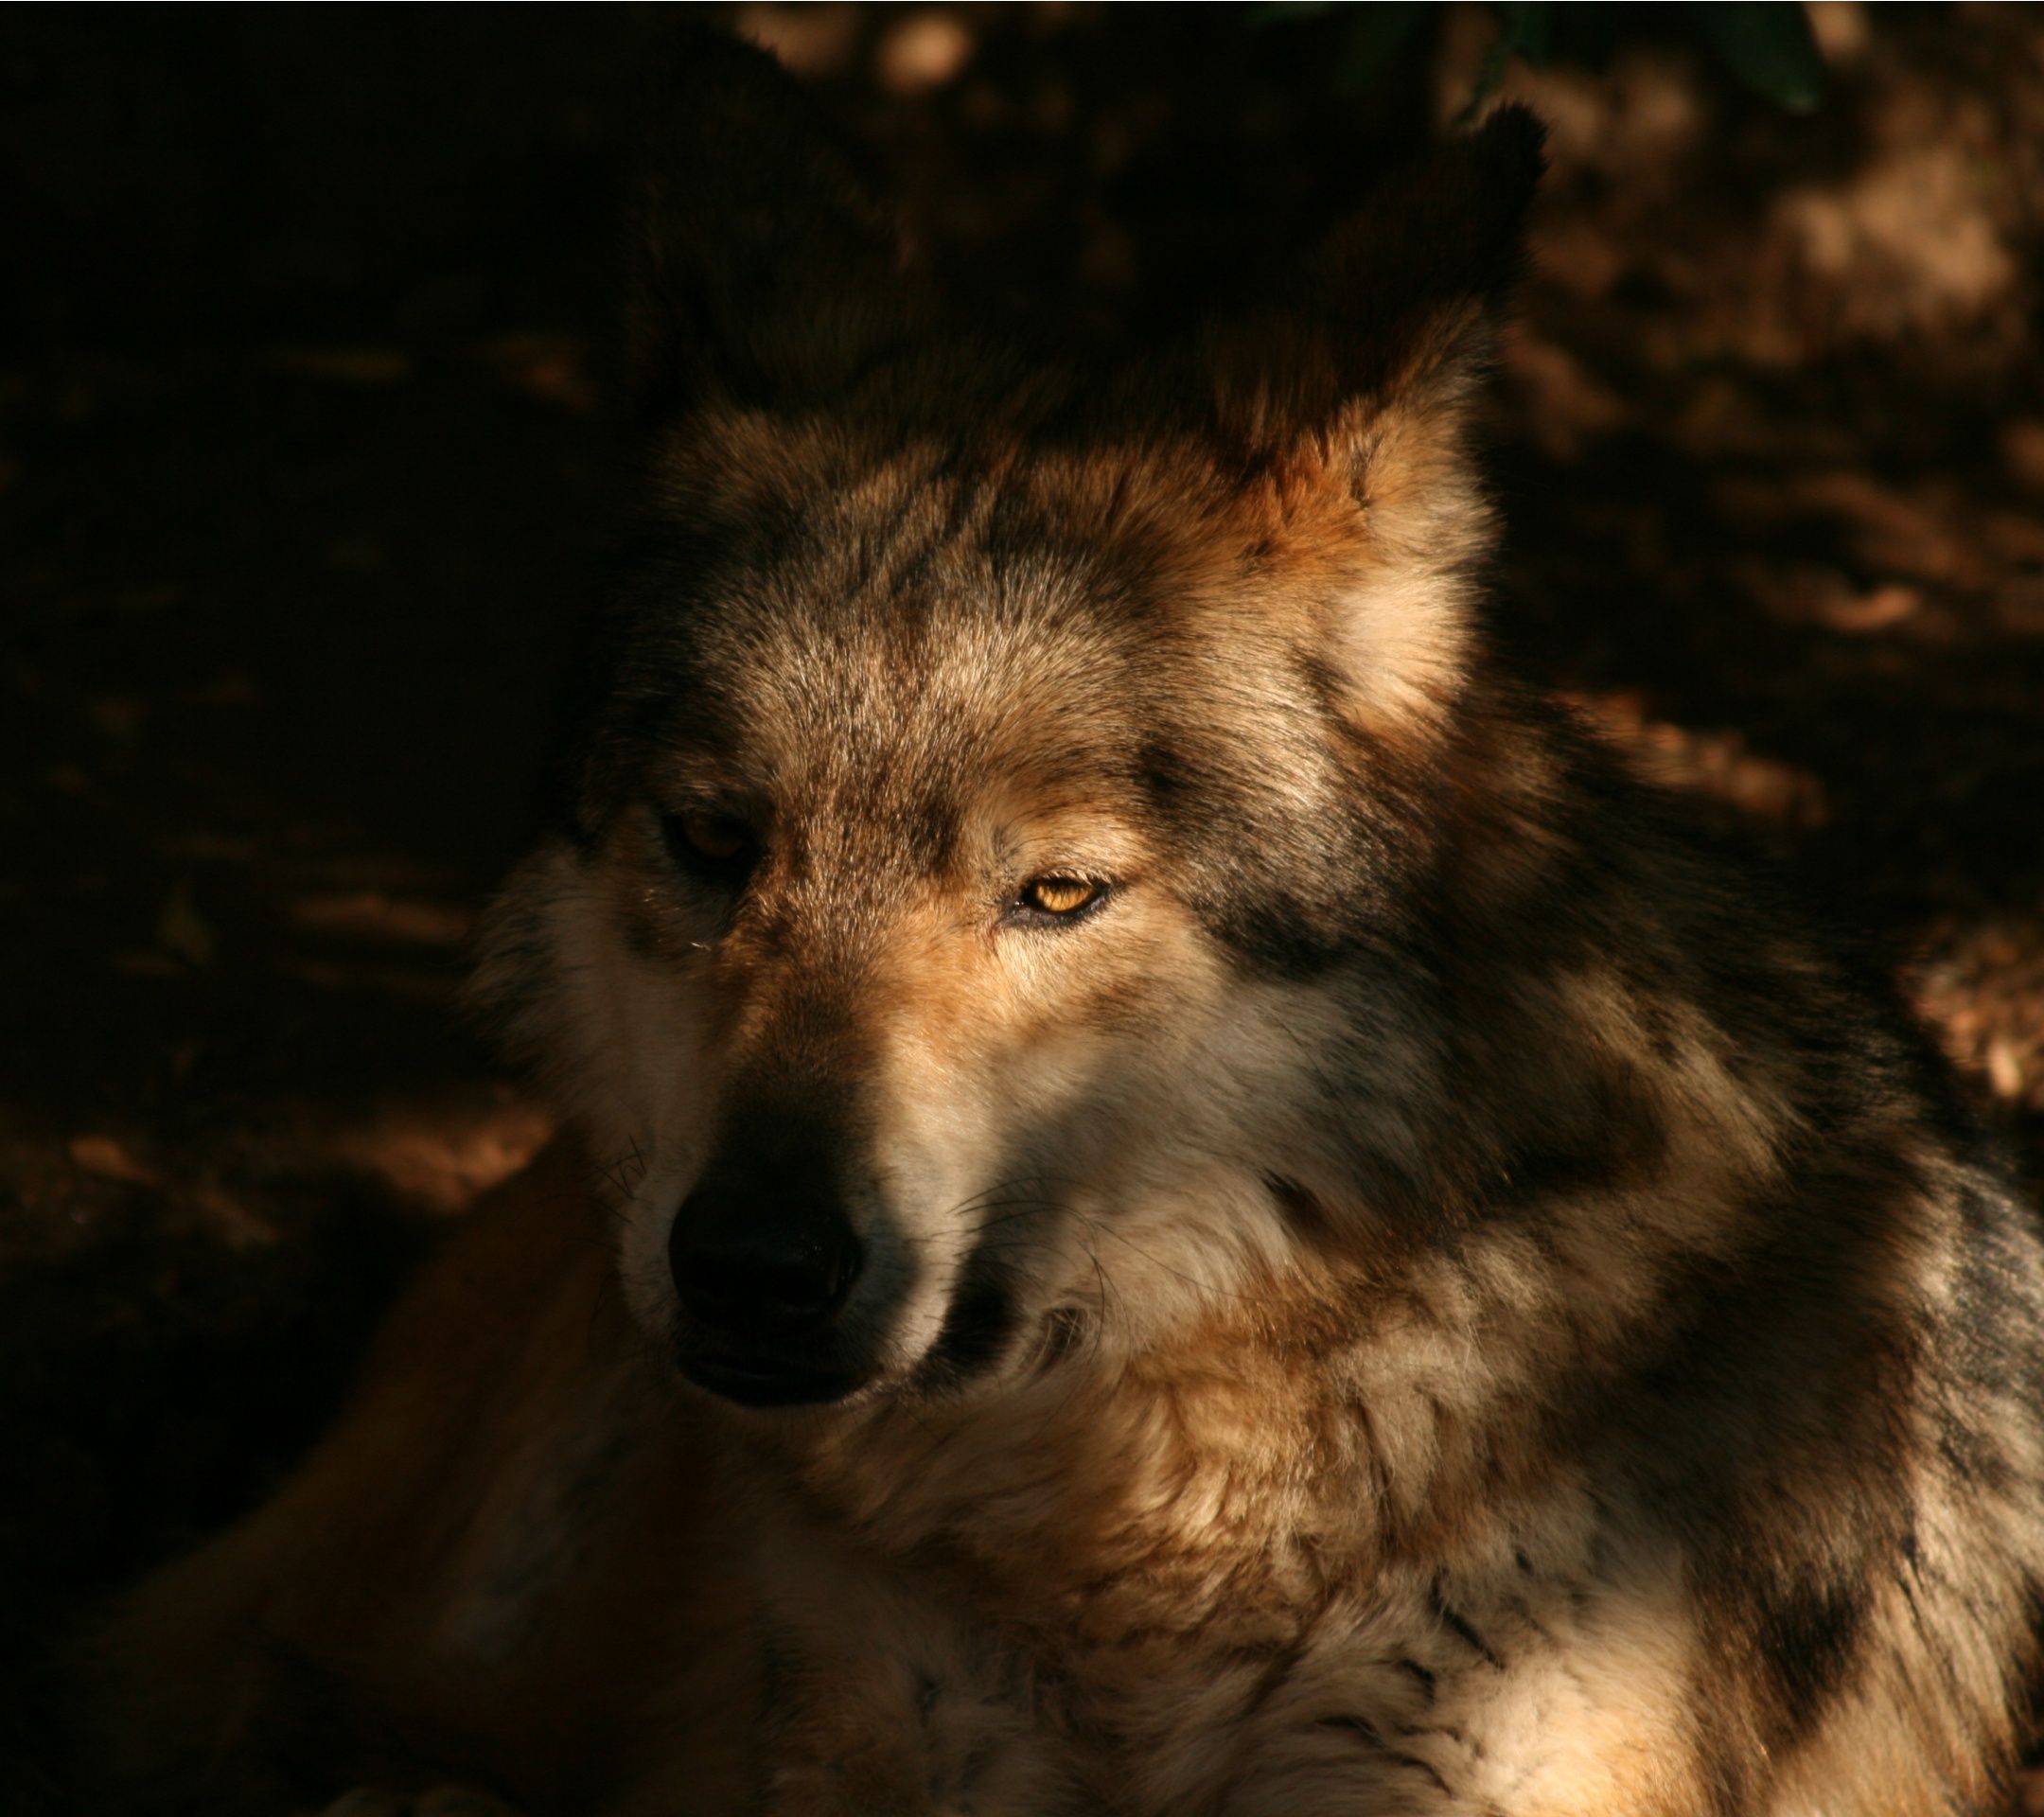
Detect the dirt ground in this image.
<box><xmin>6</xmin><ymin>5</ymin><xmax>2044</xmax><ymax>1809</ymax></box>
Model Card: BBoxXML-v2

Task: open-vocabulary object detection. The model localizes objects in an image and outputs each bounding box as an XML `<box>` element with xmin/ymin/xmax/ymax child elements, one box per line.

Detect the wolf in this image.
<box><xmin>84</xmin><ymin>32</ymin><xmax>2044</xmax><ymax>1817</ymax></box>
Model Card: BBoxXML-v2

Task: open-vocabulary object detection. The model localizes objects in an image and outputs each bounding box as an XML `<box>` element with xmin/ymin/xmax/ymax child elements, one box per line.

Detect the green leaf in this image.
<box><xmin>1331</xmin><ymin>1</ymin><xmax>1430</xmax><ymax>95</ymax></box>
<box><xmin>1245</xmin><ymin>1</ymin><xmax>1343</xmax><ymax>31</ymax></box>
<box><xmin>1495</xmin><ymin>2</ymin><xmax>1555</xmax><ymax>68</ymax></box>
<box><xmin>1691</xmin><ymin>3</ymin><xmax>1825</xmax><ymax>112</ymax></box>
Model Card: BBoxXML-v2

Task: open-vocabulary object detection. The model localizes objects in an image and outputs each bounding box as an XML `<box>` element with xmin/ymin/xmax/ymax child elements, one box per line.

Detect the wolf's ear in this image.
<box><xmin>1201</xmin><ymin>108</ymin><xmax>1542</xmax><ymax>727</ymax></box>
<box><xmin>626</xmin><ymin>33</ymin><xmax>917</xmax><ymax>424</ymax></box>
<box><xmin>1207</xmin><ymin>106</ymin><xmax>1544</xmax><ymax>483</ymax></box>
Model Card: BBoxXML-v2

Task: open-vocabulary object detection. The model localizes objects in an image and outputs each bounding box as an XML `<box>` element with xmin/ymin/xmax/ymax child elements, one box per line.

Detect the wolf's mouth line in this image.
<box><xmin>679</xmin><ymin>1350</ymin><xmax>871</xmax><ymax>1408</ymax></box>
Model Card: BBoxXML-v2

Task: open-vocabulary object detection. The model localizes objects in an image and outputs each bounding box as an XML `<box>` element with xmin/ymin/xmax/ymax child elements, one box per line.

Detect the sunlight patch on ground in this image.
<box><xmin>317</xmin><ymin>1090</ymin><xmax>555</xmax><ymax>1216</ymax></box>
<box><xmin>291</xmin><ymin>891</ymin><xmax>473</xmax><ymax>947</ymax></box>
<box><xmin>1561</xmin><ymin>691</ymin><xmax>1830</xmax><ymax>831</ymax></box>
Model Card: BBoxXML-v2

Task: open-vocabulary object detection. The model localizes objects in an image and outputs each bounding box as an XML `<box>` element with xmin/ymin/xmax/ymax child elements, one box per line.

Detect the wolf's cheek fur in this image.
<box><xmin>857</xmin><ymin>898</ymin><xmax>1447</xmax><ymax>1377</ymax></box>
<box><xmin>477</xmin><ymin>838</ymin><xmax>734</xmax><ymax>1336</ymax></box>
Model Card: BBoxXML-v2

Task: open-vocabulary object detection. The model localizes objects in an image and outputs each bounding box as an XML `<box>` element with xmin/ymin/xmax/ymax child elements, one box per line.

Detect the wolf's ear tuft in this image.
<box><xmin>627</xmin><ymin>32</ymin><xmax>918</xmax><ymax>425</ymax></box>
<box><xmin>1307</xmin><ymin>104</ymin><xmax>1546</xmax><ymax>333</ymax></box>
<box><xmin>1199</xmin><ymin>110</ymin><xmax>1545</xmax><ymax>732</ymax></box>
<box><xmin>1208</xmin><ymin>105</ymin><xmax>1546</xmax><ymax>473</ymax></box>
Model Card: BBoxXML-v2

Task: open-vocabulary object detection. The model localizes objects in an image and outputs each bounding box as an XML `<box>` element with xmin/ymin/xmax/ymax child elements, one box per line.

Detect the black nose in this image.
<box><xmin>669</xmin><ymin>1170</ymin><xmax>863</xmax><ymax>1334</ymax></box>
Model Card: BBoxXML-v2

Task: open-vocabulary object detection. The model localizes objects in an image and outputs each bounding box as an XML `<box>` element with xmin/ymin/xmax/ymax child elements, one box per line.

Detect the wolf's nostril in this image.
<box><xmin>669</xmin><ymin>1199</ymin><xmax>862</xmax><ymax>1333</ymax></box>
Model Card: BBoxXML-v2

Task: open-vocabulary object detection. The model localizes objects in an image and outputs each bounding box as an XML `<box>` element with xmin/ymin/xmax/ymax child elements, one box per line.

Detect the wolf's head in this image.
<box><xmin>480</xmin><ymin>36</ymin><xmax>1545</xmax><ymax>1413</ymax></box>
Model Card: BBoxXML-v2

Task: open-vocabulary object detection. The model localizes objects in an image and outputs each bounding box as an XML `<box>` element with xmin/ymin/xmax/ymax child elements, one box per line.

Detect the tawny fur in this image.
<box><xmin>82</xmin><ymin>34</ymin><xmax>2044</xmax><ymax>1817</ymax></box>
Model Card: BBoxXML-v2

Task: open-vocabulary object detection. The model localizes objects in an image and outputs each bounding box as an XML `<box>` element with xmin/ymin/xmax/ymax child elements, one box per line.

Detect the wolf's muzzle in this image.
<box><xmin>667</xmin><ymin>1145</ymin><xmax>868</xmax><ymax>1407</ymax></box>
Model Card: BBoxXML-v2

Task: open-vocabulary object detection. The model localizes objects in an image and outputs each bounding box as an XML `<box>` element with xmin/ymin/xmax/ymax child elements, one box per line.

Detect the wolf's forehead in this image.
<box><xmin>629</xmin><ymin>432</ymin><xmax>1312</xmax><ymax>809</ymax></box>
<box><xmin>685</xmin><ymin>557</ymin><xmax>1142</xmax><ymax>793</ymax></box>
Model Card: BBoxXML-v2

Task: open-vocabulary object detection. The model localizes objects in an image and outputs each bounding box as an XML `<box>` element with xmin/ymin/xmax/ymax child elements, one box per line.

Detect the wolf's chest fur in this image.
<box><xmin>734</xmin><ymin>1135</ymin><xmax>2041</xmax><ymax>1817</ymax></box>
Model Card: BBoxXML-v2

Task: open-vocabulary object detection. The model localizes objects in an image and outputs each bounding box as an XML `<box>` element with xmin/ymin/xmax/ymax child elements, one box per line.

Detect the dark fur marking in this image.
<box><xmin>1428</xmin><ymin>1578</ymin><xmax>1506</xmax><ymax>1670</ymax></box>
<box><xmin>1752</xmin><ymin>1578</ymin><xmax>1872</xmax><ymax>1752</ymax></box>
<box><xmin>1241</xmin><ymin>1631</ymin><xmax>1317</xmax><ymax>1723</ymax></box>
<box><xmin>1203</xmin><ymin>890</ymin><xmax>1366</xmax><ymax>981</ymax></box>
<box><xmin>1394</xmin><ymin>1656</ymin><xmax>1436</xmax><ymax>1702</ymax></box>
<box><xmin>1133</xmin><ymin>739</ymin><xmax>1195</xmax><ymax>812</ymax></box>
<box><xmin>1131</xmin><ymin>732</ymin><xmax>1397</xmax><ymax>982</ymax></box>
<box><xmin>1484</xmin><ymin>1053</ymin><xmax>1669</xmax><ymax>1208</ymax></box>
<box><xmin>1264</xmin><ymin>1174</ymin><xmax>1335</xmax><ymax>1242</ymax></box>
<box><xmin>1317</xmin><ymin>1716</ymin><xmax>1454</xmax><ymax>1797</ymax></box>
<box><xmin>894</xmin><ymin>786</ymin><xmax>962</xmax><ymax>875</ymax></box>
<box><xmin>917</xmin><ymin>1250</ymin><xmax>1019</xmax><ymax>1388</ymax></box>
<box><xmin>1558</xmin><ymin>1116</ymin><xmax>1950</xmax><ymax>1773</ymax></box>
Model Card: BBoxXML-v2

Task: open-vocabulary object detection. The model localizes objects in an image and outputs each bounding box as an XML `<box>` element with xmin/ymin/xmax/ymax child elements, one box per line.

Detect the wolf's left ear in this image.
<box><xmin>1207</xmin><ymin>106</ymin><xmax>1544</xmax><ymax>484</ymax></box>
<box><xmin>1200</xmin><ymin>109</ymin><xmax>1542</xmax><ymax>726</ymax></box>
<box><xmin>627</xmin><ymin>33</ymin><xmax>920</xmax><ymax>425</ymax></box>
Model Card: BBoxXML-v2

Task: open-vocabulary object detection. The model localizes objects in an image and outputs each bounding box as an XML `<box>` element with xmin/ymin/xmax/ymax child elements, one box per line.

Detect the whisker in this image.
<box><xmin>1070</xmin><ymin>1208</ymin><xmax>1261</xmax><ymax>1306</ymax></box>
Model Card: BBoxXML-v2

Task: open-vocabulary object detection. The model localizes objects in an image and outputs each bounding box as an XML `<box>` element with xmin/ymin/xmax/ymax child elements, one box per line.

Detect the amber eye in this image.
<box><xmin>1017</xmin><ymin>874</ymin><xmax>1102</xmax><ymax>919</ymax></box>
<box><xmin>661</xmin><ymin>807</ymin><xmax>755</xmax><ymax>876</ymax></box>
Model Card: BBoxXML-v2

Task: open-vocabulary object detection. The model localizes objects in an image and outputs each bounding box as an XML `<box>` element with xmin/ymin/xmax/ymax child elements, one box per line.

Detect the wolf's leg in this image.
<box><xmin>80</xmin><ymin>1140</ymin><xmax>759</xmax><ymax>1816</ymax></box>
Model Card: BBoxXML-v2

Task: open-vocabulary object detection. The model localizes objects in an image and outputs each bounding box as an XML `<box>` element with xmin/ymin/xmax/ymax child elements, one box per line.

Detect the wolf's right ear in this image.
<box><xmin>1204</xmin><ymin>106</ymin><xmax>1545</xmax><ymax>476</ymax></box>
<box><xmin>1189</xmin><ymin>110</ymin><xmax>1542</xmax><ymax>732</ymax></box>
<box><xmin>626</xmin><ymin>33</ymin><xmax>918</xmax><ymax>425</ymax></box>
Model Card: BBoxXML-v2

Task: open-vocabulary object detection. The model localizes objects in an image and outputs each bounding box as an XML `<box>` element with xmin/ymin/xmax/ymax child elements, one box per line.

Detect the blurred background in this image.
<box><xmin>5</xmin><ymin>5</ymin><xmax>2043</xmax><ymax>1808</ymax></box>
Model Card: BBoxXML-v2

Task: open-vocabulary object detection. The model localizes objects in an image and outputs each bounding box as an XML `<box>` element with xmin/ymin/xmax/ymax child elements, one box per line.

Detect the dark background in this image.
<box><xmin>6</xmin><ymin>5</ymin><xmax>2044</xmax><ymax>1808</ymax></box>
